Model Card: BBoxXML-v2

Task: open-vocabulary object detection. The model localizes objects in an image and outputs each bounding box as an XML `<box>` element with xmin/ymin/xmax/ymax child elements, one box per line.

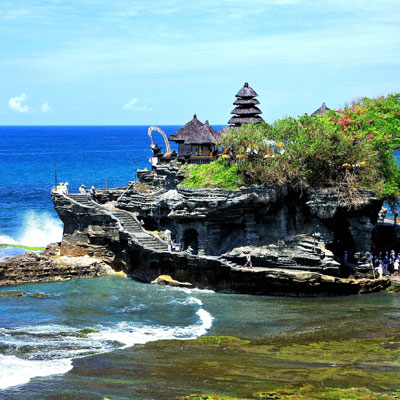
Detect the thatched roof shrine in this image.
<box><xmin>228</xmin><ymin>82</ymin><xmax>264</xmax><ymax>126</ymax></box>
<box><xmin>311</xmin><ymin>102</ymin><xmax>330</xmax><ymax>117</ymax></box>
<box><xmin>169</xmin><ymin>114</ymin><xmax>219</xmax><ymax>145</ymax></box>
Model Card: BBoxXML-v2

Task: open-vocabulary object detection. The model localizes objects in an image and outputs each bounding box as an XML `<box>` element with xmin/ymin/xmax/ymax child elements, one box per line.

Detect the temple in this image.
<box><xmin>168</xmin><ymin>114</ymin><xmax>219</xmax><ymax>164</ymax></box>
<box><xmin>150</xmin><ymin>82</ymin><xmax>264</xmax><ymax>166</ymax></box>
<box><xmin>228</xmin><ymin>82</ymin><xmax>264</xmax><ymax>126</ymax></box>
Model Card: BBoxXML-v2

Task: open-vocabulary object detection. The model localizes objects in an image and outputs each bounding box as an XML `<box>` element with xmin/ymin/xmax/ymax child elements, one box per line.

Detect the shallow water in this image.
<box><xmin>1</xmin><ymin>276</ymin><xmax>400</xmax><ymax>397</ymax></box>
<box><xmin>0</xmin><ymin>276</ymin><xmax>214</xmax><ymax>391</ymax></box>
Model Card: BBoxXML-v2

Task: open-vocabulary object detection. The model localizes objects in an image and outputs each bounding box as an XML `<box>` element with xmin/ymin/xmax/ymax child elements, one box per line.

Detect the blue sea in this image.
<box><xmin>0</xmin><ymin>125</ymin><xmax>215</xmax><ymax>392</ymax></box>
<box><xmin>1</xmin><ymin>126</ymin><xmax>400</xmax><ymax>397</ymax></box>
<box><xmin>0</xmin><ymin>126</ymin><xmax>185</xmax><ymax>250</ymax></box>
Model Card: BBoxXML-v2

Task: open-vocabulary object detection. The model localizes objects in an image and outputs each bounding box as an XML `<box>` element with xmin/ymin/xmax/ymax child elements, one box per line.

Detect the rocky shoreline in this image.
<box><xmin>0</xmin><ymin>243</ymin><xmax>117</xmax><ymax>287</ymax></box>
<box><xmin>0</xmin><ymin>242</ymin><xmax>390</xmax><ymax>296</ymax></box>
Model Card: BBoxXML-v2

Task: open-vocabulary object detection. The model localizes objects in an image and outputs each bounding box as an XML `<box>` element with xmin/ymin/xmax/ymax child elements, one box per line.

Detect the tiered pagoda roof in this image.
<box><xmin>311</xmin><ymin>102</ymin><xmax>330</xmax><ymax>117</ymax></box>
<box><xmin>228</xmin><ymin>82</ymin><xmax>264</xmax><ymax>126</ymax></box>
<box><xmin>169</xmin><ymin>114</ymin><xmax>219</xmax><ymax>145</ymax></box>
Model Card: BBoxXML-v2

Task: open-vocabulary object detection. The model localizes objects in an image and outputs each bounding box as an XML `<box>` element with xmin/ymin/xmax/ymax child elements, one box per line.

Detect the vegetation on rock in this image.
<box><xmin>0</xmin><ymin>244</ymin><xmax>45</xmax><ymax>251</ymax></box>
<box><xmin>182</xmin><ymin>93</ymin><xmax>400</xmax><ymax>204</ymax></box>
<box><xmin>180</xmin><ymin>159</ymin><xmax>243</xmax><ymax>190</ymax></box>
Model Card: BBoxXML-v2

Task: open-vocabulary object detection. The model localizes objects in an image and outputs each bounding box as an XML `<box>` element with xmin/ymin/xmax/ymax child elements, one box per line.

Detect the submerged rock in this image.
<box><xmin>0</xmin><ymin>290</ymin><xmax>25</xmax><ymax>297</ymax></box>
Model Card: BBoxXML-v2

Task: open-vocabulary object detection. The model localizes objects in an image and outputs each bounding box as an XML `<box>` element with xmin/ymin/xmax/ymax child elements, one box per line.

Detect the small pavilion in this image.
<box><xmin>311</xmin><ymin>102</ymin><xmax>331</xmax><ymax>117</ymax></box>
<box><xmin>228</xmin><ymin>82</ymin><xmax>265</xmax><ymax>126</ymax></box>
<box><xmin>168</xmin><ymin>114</ymin><xmax>219</xmax><ymax>164</ymax></box>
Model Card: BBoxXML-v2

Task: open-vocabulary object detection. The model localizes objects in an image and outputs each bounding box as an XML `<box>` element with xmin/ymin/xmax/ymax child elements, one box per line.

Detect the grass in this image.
<box><xmin>0</xmin><ymin>244</ymin><xmax>45</xmax><ymax>251</ymax></box>
<box><xmin>180</xmin><ymin>159</ymin><xmax>243</xmax><ymax>190</ymax></box>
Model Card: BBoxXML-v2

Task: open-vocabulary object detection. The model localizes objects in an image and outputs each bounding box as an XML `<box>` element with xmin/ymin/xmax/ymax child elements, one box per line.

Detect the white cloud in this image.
<box><xmin>123</xmin><ymin>98</ymin><xmax>151</xmax><ymax>111</ymax></box>
<box><xmin>41</xmin><ymin>102</ymin><xmax>52</xmax><ymax>112</ymax></box>
<box><xmin>8</xmin><ymin>93</ymin><xmax>32</xmax><ymax>113</ymax></box>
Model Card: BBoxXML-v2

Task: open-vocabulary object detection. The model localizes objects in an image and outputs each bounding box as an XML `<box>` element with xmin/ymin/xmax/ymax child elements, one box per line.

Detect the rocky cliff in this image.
<box><xmin>48</xmin><ymin>163</ymin><xmax>390</xmax><ymax>295</ymax></box>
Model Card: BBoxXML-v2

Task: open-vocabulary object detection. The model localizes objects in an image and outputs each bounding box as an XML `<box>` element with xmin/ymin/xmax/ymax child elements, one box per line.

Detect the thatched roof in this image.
<box><xmin>169</xmin><ymin>114</ymin><xmax>219</xmax><ymax>145</ymax></box>
<box><xmin>231</xmin><ymin>106</ymin><xmax>262</xmax><ymax>115</ymax></box>
<box><xmin>236</xmin><ymin>82</ymin><xmax>258</xmax><ymax>98</ymax></box>
<box><xmin>311</xmin><ymin>102</ymin><xmax>330</xmax><ymax>117</ymax></box>
<box><xmin>233</xmin><ymin>98</ymin><xmax>260</xmax><ymax>106</ymax></box>
<box><xmin>228</xmin><ymin>116</ymin><xmax>264</xmax><ymax>125</ymax></box>
<box><xmin>228</xmin><ymin>82</ymin><xmax>264</xmax><ymax>126</ymax></box>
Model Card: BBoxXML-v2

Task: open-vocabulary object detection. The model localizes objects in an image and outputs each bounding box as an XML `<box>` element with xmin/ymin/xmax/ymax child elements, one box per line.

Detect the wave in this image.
<box><xmin>0</xmin><ymin>211</ymin><xmax>63</xmax><ymax>248</ymax></box>
<box><xmin>0</xmin><ymin>234</ymin><xmax>17</xmax><ymax>245</ymax></box>
<box><xmin>92</xmin><ymin>296</ymin><xmax>214</xmax><ymax>349</ymax></box>
<box><xmin>0</xmin><ymin>295</ymin><xmax>213</xmax><ymax>391</ymax></box>
<box><xmin>0</xmin><ymin>355</ymin><xmax>72</xmax><ymax>390</ymax></box>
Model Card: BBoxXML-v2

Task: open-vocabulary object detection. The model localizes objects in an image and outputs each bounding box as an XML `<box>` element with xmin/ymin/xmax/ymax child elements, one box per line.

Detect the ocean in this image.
<box><xmin>1</xmin><ymin>126</ymin><xmax>400</xmax><ymax>398</ymax></box>
<box><xmin>0</xmin><ymin>125</ymin><xmax>214</xmax><ymax>392</ymax></box>
<box><xmin>0</xmin><ymin>125</ymin><xmax>184</xmax><ymax>250</ymax></box>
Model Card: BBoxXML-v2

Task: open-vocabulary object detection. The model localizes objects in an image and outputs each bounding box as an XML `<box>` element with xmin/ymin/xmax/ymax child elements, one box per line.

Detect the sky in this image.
<box><xmin>0</xmin><ymin>0</ymin><xmax>399</xmax><ymax>125</ymax></box>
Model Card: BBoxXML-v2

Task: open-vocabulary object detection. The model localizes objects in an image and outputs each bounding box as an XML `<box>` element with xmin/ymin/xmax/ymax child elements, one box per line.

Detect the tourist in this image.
<box><xmin>376</xmin><ymin>261</ymin><xmax>383</xmax><ymax>279</ymax></box>
<box><xmin>89</xmin><ymin>185</ymin><xmax>96</xmax><ymax>199</ymax></box>
<box><xmin>394</xmin><ymin>258</ymin><xmax>399</xmax><ymax>276</ymax></box>
<box><xmin>244</xmin><ymin>253</ymin><xmax>253</xmax><ymax>268</ymax></box>
<box><xmin>79</xmin><ymin>184</ymin><xmax>87</xmax><ymax>194</ymax></box>
<box><xmin>383</xmin><ymin>256</ymin><xmax>389</xmax><ymax>275</ymax></box>
<box><xmin>343</xmin><ymin>251</ymin><xmax>348</xmax><ymax>266</ymax></box>
<box><xmin>165</xmin><ymin>229</ymin><xmax>172</xmax><ymax>252</ymax></box>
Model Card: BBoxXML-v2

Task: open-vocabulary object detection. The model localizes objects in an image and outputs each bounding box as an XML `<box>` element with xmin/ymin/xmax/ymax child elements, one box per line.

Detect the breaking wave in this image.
<box><xmin>0</xmin><ymin>295</ymin><xmax>213</xmax><ymax>390</ymax></box>
<box><xmin>0</xmin><ymin>211</ymin><xmax>63</xmax><ymax>247</ymax></box>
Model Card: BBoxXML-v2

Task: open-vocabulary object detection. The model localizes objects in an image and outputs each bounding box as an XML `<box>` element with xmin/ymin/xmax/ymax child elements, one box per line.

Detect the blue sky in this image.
<box><xmin>1</xmin><ymin>0</ymin><xmax>399</xmax><ymax>125</ymax></box>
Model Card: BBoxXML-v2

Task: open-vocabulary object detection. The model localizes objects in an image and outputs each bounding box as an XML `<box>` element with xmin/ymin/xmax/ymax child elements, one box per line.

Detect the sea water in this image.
<box><xmin>0</xmin><ymin>126</ymin><xmax>184</xmax><ymax>250</ymax></box>
<box><xmin>1</xmin><ymin>126</ymin><xmax>400</xmax><ymax>394</ymax></box>
<box><xmin>0</xmin><ymin>125</ymin><xmax>219</xmax><ymax>390</ymax></box>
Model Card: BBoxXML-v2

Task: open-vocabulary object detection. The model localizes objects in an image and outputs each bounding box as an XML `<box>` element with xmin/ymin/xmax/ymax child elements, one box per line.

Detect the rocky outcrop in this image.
<box><xmin>48</xmin><ymin>166</ymin><xmax>389</xmax><ymax>296</ymax></box>
<box><xmin>0</xmin><ymin>243</ymin><xmax>114</xmax><ymax>287</ymax></box>
<box><xmin>112</xmin><ymin>180</ymin><xmax>382</xmax><ymax>273</ymax></box>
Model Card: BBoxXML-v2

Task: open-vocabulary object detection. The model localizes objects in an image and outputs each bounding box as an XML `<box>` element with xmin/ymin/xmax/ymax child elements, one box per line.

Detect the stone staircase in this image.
<box><xmin>65</xmin><ymin>193</ymin><xmax>168</xmax><ymax>253</ymax></box>
<box><xmin>111</xmin><ymin>210</ymin><xmax>169</xmax><ymax>252</ymax></box>
<box><xmin>67</xmin><ymin>193</ymin><xmax>93</xmax><ymax>207</ymax></box>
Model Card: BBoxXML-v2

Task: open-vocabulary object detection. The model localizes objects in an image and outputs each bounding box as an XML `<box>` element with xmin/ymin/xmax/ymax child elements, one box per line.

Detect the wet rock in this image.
<box><xmin>151</xmin><ymin>275</ymin><xmax>192</xmax><ymax>287</ymax></box>
<box><xmin>0</xmin><ymin>290</ymin><xmax>25</xmax><ymax>297</ymax></box>
<box><xmin>29</xmin><ymin>292</ymin><xmax>49</xmax><ymax>298</ymax></box>
<box><xmin>0</xmin><ymin>247</ymin><xmax>115</xmax><ymax>287</ymax></box>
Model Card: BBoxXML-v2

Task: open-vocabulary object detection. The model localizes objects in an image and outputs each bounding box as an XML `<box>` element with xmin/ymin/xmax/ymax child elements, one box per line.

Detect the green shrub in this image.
<box><xmin>180</xmin><ymin>159</ymin><xmax>243</xmax><ymax>190</ymax></box>
<box><xmin>216</xmin><ymin>93</ymin><xmax>400</xmax><ymax>203</ymax></box>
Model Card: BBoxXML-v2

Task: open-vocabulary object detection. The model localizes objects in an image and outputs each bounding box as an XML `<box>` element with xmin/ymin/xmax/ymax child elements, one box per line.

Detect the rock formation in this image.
<box><xmin>0</xmin><ymin>243</ymin><xmax>114</xmax><ymax>287</ymax></box>
<box><xmin>48</xmin><ymin>165</ymin><xmax>391</xmax><ymax>296</ymax></box>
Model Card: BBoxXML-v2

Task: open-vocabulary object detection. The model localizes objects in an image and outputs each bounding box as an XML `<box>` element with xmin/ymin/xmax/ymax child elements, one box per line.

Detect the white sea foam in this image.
<box><xmin>92</xmin><ymin>296</ymin><xmax>213</xmax><ymax>348</ymax></box>
<box><xmin>17</xmin><ymin>211</ymin><xmax>63</xmax><ymax>247</ymax></box>
<box><xmin>0</xmin><ymin>234</ymin><xmax>17</xmax><ymax>245</ymax></box>
<box><xmin>0</xmin><ymin>297</ymin><xmax>213</xmax><ymax>390</ymax></box>
<box><xmin>0</xmin><ymin>355</ymin><xmax>72</xmax><ymax>390</ymax></box>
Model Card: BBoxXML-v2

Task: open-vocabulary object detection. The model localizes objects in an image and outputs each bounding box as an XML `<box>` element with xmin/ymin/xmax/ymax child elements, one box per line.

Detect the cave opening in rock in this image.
<box><xmin>183</xmin><ymin>229</ymin><xmax>199</xmax><ymax>255</ymax></box>
<box><xmin>328</xmin><ymin>219</ymin><xmax>356</xmax><ymax>263</ymax></box>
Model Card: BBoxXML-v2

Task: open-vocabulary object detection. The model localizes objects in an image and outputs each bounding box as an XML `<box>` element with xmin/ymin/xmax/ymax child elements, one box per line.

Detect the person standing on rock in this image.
<box><xmin>165</xmin><ymin>229</ymin><xmax>172</xmax><ymax>252</ymax></box>
<box><xmin>343</xmin><ymin>251</ymin><xmax>348</xmax><ymax>267</ymax></box>
<box><xmin>89</xmin><ymin>186</ymin><xmax>96</xmax><ymax>200</ymax></box>
<box><xmin>394</xmin><ymin>257</ymin><xmax>399</xmax><ymax>276</ymax></box>
<box><xmin>376</xmin><ymin>261</ymin><xmax>383</xmax><ymax>279</ymax></box>
<box><xmin>244</xmin><ymin>253</ymin><xmax>253</xmax><ymax>268</ymax></box>
<box><xmin>79</xmin><ymin>184</ymin><xmax>87</xmax><ymax>194</ymax></box>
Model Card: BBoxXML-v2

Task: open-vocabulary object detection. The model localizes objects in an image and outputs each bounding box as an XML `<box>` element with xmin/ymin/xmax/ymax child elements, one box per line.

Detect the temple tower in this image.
<box><xmin>228</xmin><ymin>82</ymin><xmax>264</xmax><ymax>126</ymax></box>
